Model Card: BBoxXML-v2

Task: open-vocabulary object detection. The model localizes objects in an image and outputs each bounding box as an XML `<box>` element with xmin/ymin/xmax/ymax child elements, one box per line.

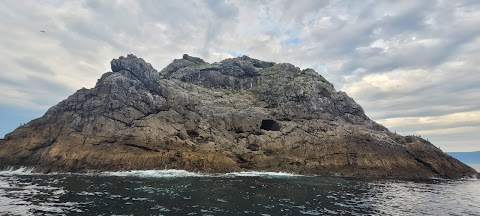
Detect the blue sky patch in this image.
<box><xmin>281</xmin><ymin>37</ymin><xmax>302</xmax><ymax>46</ymax></box>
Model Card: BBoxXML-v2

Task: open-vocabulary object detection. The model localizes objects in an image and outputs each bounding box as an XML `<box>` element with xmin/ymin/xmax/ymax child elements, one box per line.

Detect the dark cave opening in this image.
<box><xmin>187</xmin><ymin>130</ymin><xmax>199</xmax><ymax>138</ymax></box>
<box><xmin>260</xmin><ymin>119</ymin><xmax>281</xmax><ymax>131</ymax></box>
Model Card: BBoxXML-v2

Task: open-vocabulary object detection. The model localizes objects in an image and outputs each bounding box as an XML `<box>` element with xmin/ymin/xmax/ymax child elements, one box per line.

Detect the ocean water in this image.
<box><xmin>0</xmin><ymin>168</ymin><xmax>479</xmax><ymax>215</ymax></box>
<box><xmin>469</xmin><ymin>164</ymin><xmax>480</xmax><ymax>172</ymax></box>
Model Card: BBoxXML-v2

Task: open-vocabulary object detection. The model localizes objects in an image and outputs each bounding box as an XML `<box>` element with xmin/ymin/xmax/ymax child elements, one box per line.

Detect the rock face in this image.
<box><xmin>0</xmin><ymin>54</ymin><xmax>477</xmax><ymax>179</ymax></box>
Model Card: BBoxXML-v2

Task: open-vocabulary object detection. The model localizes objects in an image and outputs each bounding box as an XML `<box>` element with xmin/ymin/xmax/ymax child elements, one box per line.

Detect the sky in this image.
<box><xmin>0</xmin><ymin>0</ymin><xmax>479</xmax><ymax>152</ymax></box>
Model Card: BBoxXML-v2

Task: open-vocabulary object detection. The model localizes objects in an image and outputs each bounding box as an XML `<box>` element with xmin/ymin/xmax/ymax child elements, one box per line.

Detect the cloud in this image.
<box><xmin>377</xmin><ymin>111</ymin><xmax>480</xmax><ymax>131</ymax></box>
<box><xmin>416</xmin><ymin>126</ymin><xmax>478</xmax><ymax>136</ymax></box>
<box><xmin>0</xmin><ymin>0</ymin><xmax>479</xmax><ymax>152</ymax></box>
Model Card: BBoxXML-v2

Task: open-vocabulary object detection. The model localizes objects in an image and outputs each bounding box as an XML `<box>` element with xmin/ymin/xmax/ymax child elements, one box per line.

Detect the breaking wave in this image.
<box><xmin>224</xmin><ymin>171</ymin><xmax>303</xmax><ymax>177</ymax></box>
<box><xmin>0</xmin><ymin>167</ymin><xmax>303</xmax><ymax>178</ymax></box>
<box><xmin>101</xmin><ymin>170</ymin><xmax>303</xmax><ymax>178</ymax></box>
<box><xmin>101</xmin><ymin>169</ymin><xmax>207</xmax><ymax>178</ymax></box>
<box><xmin>0</xmin><ymin>167</ymin><xmax>476</xmax><ymax>181</ymax></box>
<box><xmin>0</xmin><ymin>167</ymin><xmax>35</xmax><ymax>176</ymax></box>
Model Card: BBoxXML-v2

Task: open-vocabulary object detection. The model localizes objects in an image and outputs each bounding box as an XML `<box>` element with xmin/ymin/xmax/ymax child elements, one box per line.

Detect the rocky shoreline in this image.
<box><xmin>0</xmin><ymin>54</ymin><xmax>477</xmax><ymax>179</ymax></box>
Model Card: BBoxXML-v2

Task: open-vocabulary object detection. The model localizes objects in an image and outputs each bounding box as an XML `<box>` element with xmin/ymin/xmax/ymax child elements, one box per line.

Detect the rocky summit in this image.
<box><xmin>0</xmin><ymin>54</ymin><xmax>477</xmax><ymax>179</ymax></box>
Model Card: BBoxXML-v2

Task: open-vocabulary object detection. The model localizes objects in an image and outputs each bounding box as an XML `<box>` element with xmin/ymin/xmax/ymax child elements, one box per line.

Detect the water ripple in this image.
<box><xmin>0</xmin><ymin>168</ymin><xmax>479</xmax><ymax>215</ymax></box>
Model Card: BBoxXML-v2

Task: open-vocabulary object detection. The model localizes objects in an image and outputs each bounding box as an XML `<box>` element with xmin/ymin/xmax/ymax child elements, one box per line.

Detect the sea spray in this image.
<box><xmin>0</xmin><ymin>166</ymin><xmax>35</xmax><ymax>175</ymax></box>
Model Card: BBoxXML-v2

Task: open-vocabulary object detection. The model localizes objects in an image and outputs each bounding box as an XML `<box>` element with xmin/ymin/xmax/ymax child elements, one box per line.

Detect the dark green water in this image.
<box><xmin>0</xmin><ymin>169</ymin><xmax>479</xmax><ymax>215</ymax></box>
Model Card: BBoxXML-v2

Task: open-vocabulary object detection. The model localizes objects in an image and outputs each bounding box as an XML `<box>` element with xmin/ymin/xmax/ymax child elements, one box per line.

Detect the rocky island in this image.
<box><xmin>0</xmin><ymin>54</ymin><xmax>477</xmax><ymax>179</ymax></box>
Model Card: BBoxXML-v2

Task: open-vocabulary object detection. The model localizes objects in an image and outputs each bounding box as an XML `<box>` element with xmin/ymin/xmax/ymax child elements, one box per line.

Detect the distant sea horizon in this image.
<box><xmin>468</xmin><ymin>164</ymin><xmax>480</xmax><ymax>172</ymax></box>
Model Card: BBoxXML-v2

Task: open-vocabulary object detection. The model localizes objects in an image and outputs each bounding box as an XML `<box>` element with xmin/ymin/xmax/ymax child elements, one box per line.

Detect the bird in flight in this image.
<box><xmin>40</xmin><ymin>30</ymin><xmax>45</xmax><ymax>33</ymax></box>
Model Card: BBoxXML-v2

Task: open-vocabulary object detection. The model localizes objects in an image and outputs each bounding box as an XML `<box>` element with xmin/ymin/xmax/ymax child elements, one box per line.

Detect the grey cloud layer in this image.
<box><xmin>0</xmin><ymin>0</ymin><xmax>478</xmax><ymax>151</ymax></box>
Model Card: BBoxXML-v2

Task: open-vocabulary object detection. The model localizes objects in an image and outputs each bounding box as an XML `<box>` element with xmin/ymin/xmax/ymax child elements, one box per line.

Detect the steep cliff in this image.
<box><xmin>0</xmin><ymin>54</ymin><xmax>477</xmax><ymax>179</ymax></box>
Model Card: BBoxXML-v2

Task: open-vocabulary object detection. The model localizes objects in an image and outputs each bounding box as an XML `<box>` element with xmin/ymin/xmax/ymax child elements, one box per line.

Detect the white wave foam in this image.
<box><xmin>461</xmin><ymin>174</ymin><xmax>479</xmax><ymax>181</ymax></box>
<box><xmin>101</xmin><ymin>169</ymin><xmax>207</xmax><ymax>178</ymax></box>
<box><xmin>0</xmin><ymin>167</ymin><xmax>305</xmax><ymax>178</ymax></box>
<box><xmin>99</xmin><ymin>170</ymin><xmax>303</xmax><ymax>178</ymax></box>
<box><xmin>0</xmin><ymin>167</ymin><xmax>35</xmax><ymax>176</ymax></box>
<box><xmin>223</xmin><ymin>171</ymin><xmax>303</xmax><ymax>177</ymax></box>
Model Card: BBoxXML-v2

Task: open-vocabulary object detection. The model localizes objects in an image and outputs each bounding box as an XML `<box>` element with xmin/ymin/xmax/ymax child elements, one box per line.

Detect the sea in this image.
<box><xmin>469</xmin><ymin>164</ymin><xmax>480</xmax><ymax>172</ymax></box>
<box><xmin>0</xmin><ymin>168</ymin><xmax>479</xmax><ymax>216</ymax></box>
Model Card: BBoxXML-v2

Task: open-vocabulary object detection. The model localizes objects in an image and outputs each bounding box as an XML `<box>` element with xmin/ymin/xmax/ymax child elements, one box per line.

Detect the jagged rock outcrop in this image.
<box><xmin>0</xmin><ymin>54</ymin><xmax>477</xmax><ymax>179</ymax></box>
